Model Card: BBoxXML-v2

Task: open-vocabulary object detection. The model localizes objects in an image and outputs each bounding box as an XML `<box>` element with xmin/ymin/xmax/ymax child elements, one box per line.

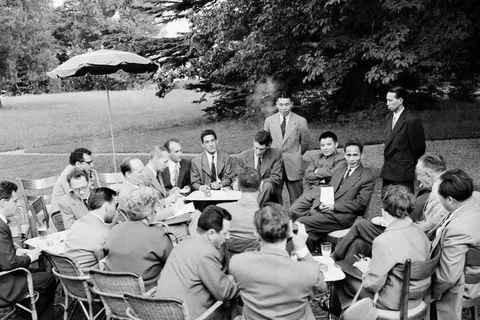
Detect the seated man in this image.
<box><xmin>0</xmin><ymin>181</ymin><xmax>57</xmax><ymax>320</ymax></box>
<box><xmin>296</xmin><ymin>140</ymin><xmax>375</xmax><ymax>245</ymax></box>
<box><xmin>219</xmin><ymin>168</ymin><xmax>261</xmax><ymax>255</ymax></box>
<box><xmin>289</xmin><ymin>131</ymin><xmax>345</xmax><ymax>219</ymax></box>
<box><xmin>230</xmin><ymin>203</ymin><xmax>326</xmax><ymax>319</ymax></box>
<box><xmin>190</xmin><ymin>129</ymin><xmax>234</xmax><ymax>190</ymax></box>
<box><xmin>161</xmin><ymin>139</ymin><xmax>191</xmax><ymax>195</ymax></box>
<box><xmin>235</xmin><ymin>130</ymin><xmax>283</xmax><ymax>205</ymax></box>
<box><xmin>64</xmin><ymin>187</ymin><xmax>117</xmax><ymax>270</ymax></box>
<box><xmin>332</xmin><ymin>152</ymin><xmax>448</xmax><ymax>261</ymax></box>
<box><xmin>431</xmin><ymin>169</ymin><xmax>480</xmax><ymax>320</ymax></box>
<box><xmin>51</xmin><ymin>147</ymin><xmax>94</xmax><ymax>214</ymax></box>
<box><xmin>58</xmin><ymin>168</ymin><xmax>90</xmax><ymax>229</ymax></box>
<box><xmin>155</xmin><ymin>205</ymin><xmax>238</xmax><ymax>320</ymax></box>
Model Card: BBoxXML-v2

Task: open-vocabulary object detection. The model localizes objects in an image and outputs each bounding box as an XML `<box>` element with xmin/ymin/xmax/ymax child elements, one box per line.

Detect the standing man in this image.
<box><xmin>264</xmin><ymin>90</ymin><xmax>309</xmax><ymax>204</ymax></box>
<box><xmin>190</xmin><ymin>129</ymin><xmax>234</xmax><ymax>190</ymax></box>
<box><xmin>236</xmin><ymin>130</ymin><xmax>283</xmax><ymax>205</ymax></box>
<box><xmin>58</xmin><ymin>168</ymin><xmax>90</xmax><ymax>229</ymax></box>
<box><xmin>380</xmin><ymin>86</ymin><xmax>425</xmax><ymax>194</ymax></box>
<box><xmin>162</xmin><ymin>138</ymin><xmax>191</xmax><ymax>195</ymax></box>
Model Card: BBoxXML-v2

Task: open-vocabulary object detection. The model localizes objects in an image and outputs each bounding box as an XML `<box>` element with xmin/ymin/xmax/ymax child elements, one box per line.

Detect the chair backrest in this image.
<box><xmin>51</xmin><ymin>211</ymin><xmax>65</xmax><ymax>232</ymax></box>
<box><xmin>464</xmin><ymin>247</ymin><xmax>480</xmax><ymax>284</ymax></box>
<box><xmin>124</xmin><ymin>293</ymin><xmax>189</xmax><ymax>320</ymax></box>
<box><xmin>16</xmin><ymin>175</ymin><xmax>58</xmax><ymax>207</ymax></box>
<box><xmin>89</xmin><ymin>270</ymin><xmax>146</xmax><ymax>319</ymax></box>
<box><xmin>43</xmin><ymin>250</ymin><xmax>93</xmax><ymax>302</ymax></box>
<box><xmin>97</xmin><ymin>172</ymin><xmax>124</xmax><ymax>185</ymax></box>
<box><xmin>29</xmin><ymin>196</ymin><xmax>49</xmax><ymax>237</ymax></box>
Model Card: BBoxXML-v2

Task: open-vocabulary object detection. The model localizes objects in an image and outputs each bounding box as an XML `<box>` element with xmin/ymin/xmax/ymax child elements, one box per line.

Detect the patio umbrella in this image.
<box><xmin>47</xmin><ymin>49</ymin><xmax>159</xmax><ymax>172</ymax></box>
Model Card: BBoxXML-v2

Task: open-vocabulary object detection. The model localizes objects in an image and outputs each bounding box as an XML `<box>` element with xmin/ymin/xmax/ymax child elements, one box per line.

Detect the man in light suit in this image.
<box><xmin>64</xmin><ymin>187</ymin><xmax>117</xmax><ymax>271</ymax></box>
<box><xmin>431</xmin><ymin>169</ymin><xmax>480</xmax><ymax>320</ymax></box>
<box><xmin>162</xmin><ymin>139</ymin><xmax>191</xmax><ymax>195</ymax></box>
<box><xmin>264</xmin><ymin>90</ymin><xmax>310</xmax><ymax>204</ymax></box>
<box><xmin>219</xmin><ymin>168</ymin><xmax>261</xmax><ymax>255</ymax></box>
<box><xmin>235</xmin><ymin>130</ymin><xmax>283</xmax><ymax>205</ymax></box>
<box><xmin>0</xmin><ymin>181</ymin><xmax>57</xmax><ymax>320</ymax></box>
<box><xmin>230</xmin><ymin>203</ymin><xmax>326</xmax><ymax>319</ymax></box>
<box><xmin>190</xmin><ymin>129</ymin><xmax>234</xmax><ymax>190</ymax></box>
<box><xmin>380</xmin><ymin>86</ymin><xmax>425</xmax><ymax>194</ymax></box>
<box><xmin>58</xmin><ymin>167</ymin><xmax>90</xmax><ymax>229</ymax></box>
<box><xmin>297</xmin><ymin>140</ymin><xmax>375</xmax><ymax>244</ymax></box>
<box><xmin>155</xmin><ymin>205</ymin><xmax>238</xmax><ymax>320</ymax></box>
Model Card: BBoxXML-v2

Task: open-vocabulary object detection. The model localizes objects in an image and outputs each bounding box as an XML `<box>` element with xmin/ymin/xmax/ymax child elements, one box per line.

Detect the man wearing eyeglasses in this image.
<box><xmin>58</xmin><ymin>168</ymin><xmax>90</xmax><ymax>229</ymax></box>
<box><xmin>51</xmin><ymin>147</ymin><xmax>94</xmax><ymax>215</ymax></box>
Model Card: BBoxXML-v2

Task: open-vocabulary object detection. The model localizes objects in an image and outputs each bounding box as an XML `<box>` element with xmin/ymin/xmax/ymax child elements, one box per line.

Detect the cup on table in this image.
<box><xmin>37</xmin><ymin>222</ymin><xmax>47</xmax><ymax>240</ymax></box>
<box><xmin>321</xmin><ymin>242</ymin><xmax>332</xmax><ymax>259</ymax></box>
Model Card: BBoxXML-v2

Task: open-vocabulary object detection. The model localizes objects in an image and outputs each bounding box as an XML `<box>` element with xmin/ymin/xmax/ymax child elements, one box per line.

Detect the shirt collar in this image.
<box><xmin>279</xmin><ymin>112</ymin><xmax>291</xmax><ymax>122</ymax></box>
<box><xmin>260</xmin><ymin>246</ymin><xmax>290</xmax><ymax>258</ymax></box>
<box><xmin>0</xmin><ymin>214</ymin><xmax>7</xmax><ymax>224</ymax></box>
<box><xmin>393</xmin><ymin>106</ymin><xmax>405</xmax><ymax>118</ymax></box>
<box><xmin>168</xmin><ymin>159</ymin><xmax>180</xmax><ymax>169</ymax></box>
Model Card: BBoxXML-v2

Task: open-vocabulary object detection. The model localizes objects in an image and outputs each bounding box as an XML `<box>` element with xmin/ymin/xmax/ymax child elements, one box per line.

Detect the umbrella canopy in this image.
<box><xmin>47</xmin><ymin>49</ymin><xmax>158</xmax><ymax>78</ymax></box>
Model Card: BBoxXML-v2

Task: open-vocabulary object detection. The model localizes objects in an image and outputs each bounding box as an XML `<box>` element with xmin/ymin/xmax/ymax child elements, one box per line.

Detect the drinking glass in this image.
<box><xmin>321</xmin><ymin>242</ymin><xmax>332</xmax><ymax>259</ymax></box>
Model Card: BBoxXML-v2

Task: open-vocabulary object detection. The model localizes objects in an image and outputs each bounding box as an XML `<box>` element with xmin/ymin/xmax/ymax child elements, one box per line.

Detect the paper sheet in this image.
<box><xmin>320</xmin><ymin>186</ymin><xmax>335</xmax><ymax>206</ymax></box>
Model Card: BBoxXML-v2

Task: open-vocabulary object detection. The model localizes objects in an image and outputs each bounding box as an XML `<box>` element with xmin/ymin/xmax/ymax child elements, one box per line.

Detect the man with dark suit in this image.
<box><xmin>162</xmin><ymin>139</ymin><xmax>191</xmax><ymax>195</ymax></box>
<box><xmin>58</xmin><ymin>168</ymin><xmax>90</xmax><ymax>229</ymax></box>
<box><xmin>380</xmin><ymin>86</ymin><xmax>426</xmax><ymax>194</ymax></box>
<box><xmin>0</xmin><ymin>181</ymin><xmax>56</xmax><ymax>320</ymax></box>
<box><xmin>235</xmin><ymin>130</ymin><xmax>283</xmax><ymax>205</ymax></box>
<box><xmin>264</xmin><ymin>90</ymin><xmax>310</xmax><ymax>204</ymax></box>
<box><xmin>190</xmin><ymin>129</ymin><xmax>235</xmax><ymax>190</ymax></box>
<box><xmin>230</xmin><ymin>203</ymin><xmax>326</xmax><ymax>319</ymax></box>
<box><xmin>430</xmin><ymin>169</ymin><xmax>480</xmax><ymax>320</ymax></box>
<box><xmin>155</xmin><ymin>205</ymin><xmax>238</xmax><ymax>320</ymax></box>
<box><xmin>297</xmin><ymin>140</ymin><xmax>375</xmax><ymax>242</ymax></box>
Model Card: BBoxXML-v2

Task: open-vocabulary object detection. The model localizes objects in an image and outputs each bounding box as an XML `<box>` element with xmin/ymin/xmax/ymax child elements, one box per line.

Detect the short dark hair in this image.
<box><xmin>388</xmin><ymin>86</ymin><xmax>406</xmax><ymax>100</ymax></box>
<box><xmin>66</xmin><ymin>167</ymin><xmax>89</xmax><ymax>185</ymax></box>
<box><xmin>254</xmin><ymin>130</ymin><xmax>272</xmax><ymax>146</ymax></box>
<box><xmin>382</xmin><ymin>185</ymin><xmax>415</xmax><ymax>219</ymax></box>
<box><xmin>69</xmin><ymin>148</ymin><xmax>92</xmax><ymax>165</ymax></box>
<box><xmin>254</xmin><ymin>203</ymin><xmax>291</xmax><ymax>243</ymax></box>
<box><xmin>439</xmin><ymin>169</ymin><xmax>473</xmax><ymax>202</ymax></box>
<box><xmin>319</xmin><ymin>131</ymin><xmax>338</xmax><ymax>143</ymax></box>
<box><xmin>275</xmin><ymin>90</ymin><xmax>293</xmax><ymax>102</ymax></box>
<box><xmin>120</xmin><ymin>157</ymin><xmax>136</xmax><ymax>176</ymax></box>
<box><xmin>163</xmin><ymin>138</ymin><xmax>181</xmax><ymax>151</ymax></box>
<box><xmin>88</xmin><ymin>187</ymin><xmax>117</xmax><ymax>211</ymax></box>
<box><xmin>197</xmin><ymin>205</ymin><xmax>232</xmax><ymax>233</ymax></box>
<box><xmin>0</xmin><ymin>181</ymin><xmax>18</xmax><ymax>201</ymax></box>
<box><xmin>200</xmin><ymin>129</ymin><xmax>217</xmax><ymax>143</ymax></box>
<box><xmin>418</xmin><ymin>152</ymin><xmax>446</xmax><ymax>173</ymax></box>
<box><xmin>238</xmin><ymin>168</ymin><xmax>261</xmax><ymax>192</ymax></box>
<box><xmin>344</xmin><ymin>139</ymin><xmax>363</xmax><ymax>153</ymax></box>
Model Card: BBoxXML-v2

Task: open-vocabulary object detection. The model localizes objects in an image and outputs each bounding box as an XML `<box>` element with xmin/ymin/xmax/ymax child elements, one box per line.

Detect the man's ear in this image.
<box><xmin>334</xmin><ymin>142</ymin><xmax>339</xmax><ymax>148</ymax></box>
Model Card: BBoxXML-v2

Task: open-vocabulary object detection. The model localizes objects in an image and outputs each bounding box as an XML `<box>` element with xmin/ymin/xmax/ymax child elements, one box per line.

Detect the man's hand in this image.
<box><xmin>210</xmin><ymin>181</ymin><xmax>221</xmax><ymax>190</ymax></box>
<box><xmin>165</xmin><ymin>193</ymin><xmax>181</xmax><ymax>205</ymax></box>
<box><xmin>170</xmin><ymin>187</ymin><xmax>181</xmax><ymax>194</ymax></box>
<box><xmin>292</xmin><ymin>222</ymin><xmax>309</xmax><ymax>251</ymax></box>
<box><xmin>26</xmin><ymin>248</ymin><xmax>42</xmax><ymax>262</ymax></box>
<box><xmin>318</xmin><ymin>203</ymin><xmax>334</xmax><ymax>212</ymax></box>
<box><xmin>354</xmin><ymin>257</ymin><xmax>371</xmax><ymax>274</ymax></box>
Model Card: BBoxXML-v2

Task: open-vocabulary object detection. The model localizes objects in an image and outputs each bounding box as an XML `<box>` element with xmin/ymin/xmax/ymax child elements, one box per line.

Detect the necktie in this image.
<box><xmin>281</xmin><ymin>116</ymin><xmax>286</xmax><ymax>137</ymax></box>
<box><xmin>392</xmin><ymin>115</ymin><xmax>397</xmax><ymax>130</ymax></box>
<box><xmin>83</xmin><ymin>199</ymin><xmax>88</xmax><ymax>209</ymax></box>
<box><xmin>339</xmin><ymin>168</ymin><xmax>352</xmax><ymax>187</ymax></box>
<box><xmin>257</xmin><ymin>156</ymin><xmax>262</xmax><ymax>172</ymax></box>
<box><xmin>172</xmin><ymin>163</ymin><xmax>179</xmax><ymax>186</ymax></box>
<box><xmin>211</xmin><ymin>155</ymin><xmax>217</xmax><ymax>181</ymax></box>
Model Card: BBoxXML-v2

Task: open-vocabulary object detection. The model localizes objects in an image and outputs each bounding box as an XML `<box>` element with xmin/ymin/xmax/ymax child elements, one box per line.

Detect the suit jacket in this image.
<box><xmin>264</xmin><ymin>112</ymin><xmax>310</xmax><ymax>181</ymax></box>
<box><xmin>104</xmin><ymin>220</ymin><xmax>173</xmax><ymax>291</ymax></box>
<box><xmin>161</xmin><ymin>158</ymin><xmax>191</xmax><ymax>193</ymax></box>
<box><xmin>64</xmin><ymin>213</ymin><xmax>110</xmax><ymax>271</ymax></box>
<box><xmin>229</xmin><ymin>247</ymin><xmax>325</xmax><ymax>320</ymax></box>
<box><xmin>155</xmin><ymin>236</ymin><xmax>238</xmax><ymax>320</ymax></box>
<box><xmin>236</xmin><ymin>147</ymin><xmax>283</xmax><ymax>186</ymax></box>
<box><xmin>218</xmin><ymin>197</ymin><xmax>259</xmax><ymax>254</ymax></box>
<box><xmin>432</xmin><ymin>192</ymin><xmax>480</xmax><ymax>320</ymax></box>
<box><xmin>380</xmin><ymin>109</ymin><xmax>426</xmax><ymax>182</ymax></box>
<box><xmin>0</xmin><ymin>219</ymin><xmax>32</xmax><ymax>305</ymax></box>
<box><xmin>142</xmin><ymin>165</ymin><xmax>167</xmax><ymax>200</ymax></box>
<box><xmin>51</xmin><ymin>164</ymin><xmax>74</xmax><ymax>213</ymax></box>
<box><xmin>362</xmin><ymin>217</ymin><xmax>430</xmax><ymax>310</ymax></box>
<box><xmin>190</xmin><ymin>150</ymin><xmax>234</xmax><ymax>190</ymax></box>
<box><xmin>58</xmin><ymin>191</ymin><xmax>89</xmax><ymax>230</ymax></box>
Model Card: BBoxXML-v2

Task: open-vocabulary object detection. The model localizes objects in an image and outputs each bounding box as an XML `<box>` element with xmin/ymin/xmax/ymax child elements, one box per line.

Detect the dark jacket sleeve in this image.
<box><xmin>0</xmin><ymin>224</ymin><xmax>31</xmax><ymax>271</ymax></box>
<box><xmin>407</xmin><ymin>116</ymin><xmax>426</xmax><ymax>161</ymax></box>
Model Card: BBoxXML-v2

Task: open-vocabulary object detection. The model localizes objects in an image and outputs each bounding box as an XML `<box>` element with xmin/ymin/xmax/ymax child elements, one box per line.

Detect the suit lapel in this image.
<box><xmin>283</xmin><ymin>113</ymin><xmax>297</xmax><ymax>144</ymax></box>
<box><xmin>178</xmin><ymin>159</ymin><xmax>187</xmax><ymax>184</ymax></box>
<box><xmin>201</xmin><ymin>152</ymin><xmax>213</xmax><ymax>178</ymax></box>
<box><xmin>157</xmin><ymin>173</ymin><xmax>166</xmax><ymax>197</ymax></box>
<box><xmin>332</xmin><ymin>163</ymin><xmax>346</xmax><ymax>192</ymax></box>
<box><xmin>259</xmin><ymin>149</ymin><xmax>271</xmax><ymax>177</ymax></box>
<box><xmin>335</xmin><ymin>165</ymin><xmax>363</xmax><ymax>199</ymax></box>
<box><xmin>163</xmin><ymin>168</ymin><xmax>171</xmax><ymax>186</ymax></box>
<box><xmin>271</xmin><ymin>114</ymin><xmax>283</xmax><ymax>145</ymax></box>
<box><xmin>385</xmin><ymin>111</ymin><xmax>407</xmax><ymax>148</ymax></box>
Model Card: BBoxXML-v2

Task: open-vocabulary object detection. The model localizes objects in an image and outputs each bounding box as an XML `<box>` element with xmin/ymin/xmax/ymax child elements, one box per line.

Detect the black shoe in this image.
<box><xmin>319</xmin><ymin>299</ymin><xmax>342</xmax><ymax>317</ymax></box>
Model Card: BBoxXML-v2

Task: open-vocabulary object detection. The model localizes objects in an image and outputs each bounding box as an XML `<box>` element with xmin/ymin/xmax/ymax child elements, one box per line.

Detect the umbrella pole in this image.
<box><xmin>105</xmin><ymin>75</ymin><xmax>117</xmax><ymax>172</ymax></box>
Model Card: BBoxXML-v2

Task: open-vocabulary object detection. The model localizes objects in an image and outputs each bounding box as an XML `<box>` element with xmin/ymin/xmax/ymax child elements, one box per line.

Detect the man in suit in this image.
<box><xmin>219</xmin><ymin>168</ymin><xmax>261</xmax><ymax>255</ymax></box>
<box><xmin>64</xmin><ymin>187</ymin><xmax>117</xmax><ymax>271</ymax></box>
<box><xmin>289</xmin><ymin>131</ymin><xmax>345</xmax><ymax>220</ymax></box>
<box><xmin>162</xmin><ymin>139</ymin><xmax>191</xmax><ymax>195</ymax></box>
<box><xmin>235</xmin><ymin>130</ymin><xmax>283</xmax><ymax>205</ymax></box>
<box><xmin>264</xmin><ymin>91</ymin><xmax>310</xmax><ymax>204</ymax></box>
<box><xmin>431</xmin><ymin>169</ymin><xmax>480</xmax><ymax>320</ymax></box>
<box><xmin>58</xmin><ymin>167</ymin><xmax>90</xmax><ymax>229</ymax></box>
<box><xmin>155</xmin><ymin>205</ymin><xmax>238</xmax><ymax>320</ymax></box>
<box><xmin>230</xmin><ymin>203</ymin><xmax>326</xmax><ymax>319</ymax></box>
<box><xmin>51</xmin><ymin>147</ymin><xmax>95</xmax><ymax>214</ymax></box>
<box><xmin>380</xmin><ymin>86</ymin><xmax>426</xmax><ymax>194</ymax></box>
<box><xmin>297</xmin><ymin>140</ymin><xmax>375</xmax><ymax>244</ymax></box>
<box><xmin>190</xmin><ymin>129</ymin><xmax>235</xmax><ymax>190</ymax></box>
<box><xmin>0</xmin><ymin>181</ymin><xmax>57</xmax><ymax>320</ymax></box>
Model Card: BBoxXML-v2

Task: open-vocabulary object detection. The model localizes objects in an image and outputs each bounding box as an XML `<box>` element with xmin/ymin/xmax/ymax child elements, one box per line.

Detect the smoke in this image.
<box><xmin>246</xmin><ymin>77</ymin><xmax>279</xmax><ymax>117</ymax></box>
